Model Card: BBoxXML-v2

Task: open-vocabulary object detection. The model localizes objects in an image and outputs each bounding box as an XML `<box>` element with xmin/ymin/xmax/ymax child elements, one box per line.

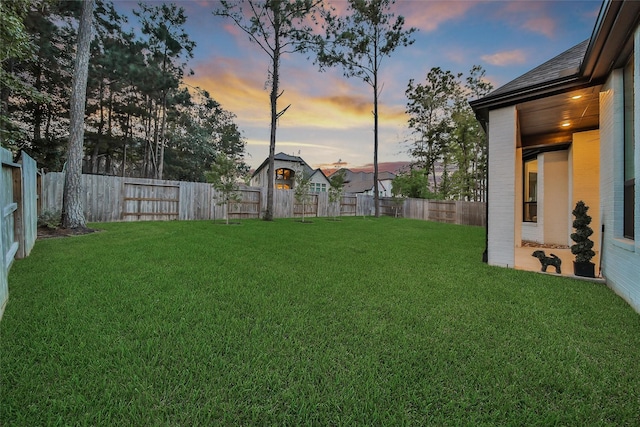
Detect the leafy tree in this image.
<box><xmin>314</xmin><ymin>0</ymin><xmax>415</xmax><ymax>217</ymax></box>
<box><xmin>328</xmin><ymin>169</ymin><xmax>346</xmax><ymax>220</ymax></box>
<box><xmin>0</xmin><ymin>0</ymin><xmax>32</xmax><ymax>76</ymax></box>
<box><xmin>449</xmin><ymin>65</ymin><xmax>492</xmax><ymax>201</ymax></box>
<box><xmin>166</xmin><ymin>89</ymin><xmax>248</xmax><ymax>182</ymax></box>
<box><xmin>405</xmin><ymin>65</ymin><xmax>492</xmax><ymax>201</ymax></box>
<box><xmin>0</xmin><ymin>0</ymin><xmax>40</xmax><ymax>148</ymax></box>
<box><xmin>134</xmin><ymin>2</ymin><xmax>195</xmax><ymax>179</ymax></box>
<box><xmin>207</xmin><ymin>153</ymin><xmax>247</xmax><ymax>225</ymax></box>
<box><xmin>4</xmin><ymin>0</ymin><xmax>246</xmax><ymax>184</ymax></box>
<box><xmin>391</xmin><ymin>168</ymin><xmax>439</xmax><ymax>200</ymax></box>
<box><xmin>62</xmin><ymin>0</ymin><xmax>94</xmax><ymax>229</ymax></box>
<box><xmin>85</xmin><ymin>0</ymin><xmax>136</xmax><ymax>175</ymax></box>
<box><xmin>214</xmin><ymin>0</ymin><xmax>323</xmax><ymax>221</ymax></box>
<box><xmin>293</xmin><ymin>167</ymin><xmax>312</xmax><ymax>223</ymax></box>
<box><xmin>4</xmin><ymin>1</ymin><xmax>78</xmax><ymax>168</ymax></box>
<box><xmin>405</xmin><ymin>67</ymin><xmax>460</xmax><ymax>194</ymax></box>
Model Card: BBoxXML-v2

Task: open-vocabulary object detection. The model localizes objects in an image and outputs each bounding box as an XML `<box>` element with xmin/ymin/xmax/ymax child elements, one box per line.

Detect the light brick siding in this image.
<box><xmin>599</xmin><ymin>33</ymin><xmax>640</xmax><ymax>313</ymax></box>
<box><xmin>515</xmin><ymin>148</ymin><xmax>523</xmax><ymax>245</ymax></box>
<box><xmin>521</xmin><ymin>222</ymin><xmax>540</xmax><ymax>243</ymax></box>
<box><xmin>544</xmin><ymin>150</ymin><xmax>570</xmax><ymax>245</ymax></box>
<box><xmin>488</xmin><ymin>107</ymin><xmax>517</xmax><ymax>267</ymax></box>
<box><xmin>571</xmin><ymin>130</ymin><xmax>601</xmax><ymax>249</ymax></box>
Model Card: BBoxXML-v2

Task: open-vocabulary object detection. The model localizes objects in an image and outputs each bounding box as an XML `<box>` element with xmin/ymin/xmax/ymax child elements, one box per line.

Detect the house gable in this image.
<box><xmin>249</xmin><ymin>152</ymin><xmax>325</xmax><ymax>190</ymax></box>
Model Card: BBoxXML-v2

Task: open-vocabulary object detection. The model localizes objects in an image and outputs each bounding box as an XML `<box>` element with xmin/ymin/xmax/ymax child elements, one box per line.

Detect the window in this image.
<box><xmin>523</xmin><ymin>158</ymin><xmax>538</xmax><ymax>222</ymax></box>
<box><xmin>623</xmin><ymin>54</ymin><xmax>635</xmax><ymax>239</ymax></box>
<box><xmin>276</xmin><ymin>168</ymin><xmax>291</xmax><ymax>180</ymax></box>
<box><xmin>275</xmin><ymin>168</ymin><xmax>294</xmax><ymax>190</ymax></box>
<box><xmin>310</xmin><ymin>183</ymin><xmax>327</xmax><ymax>193</ymax></box>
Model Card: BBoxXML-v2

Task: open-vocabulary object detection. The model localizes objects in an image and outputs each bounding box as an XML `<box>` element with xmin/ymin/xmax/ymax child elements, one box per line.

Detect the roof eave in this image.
<box><xmin>470</xmin><ymin>74</ymin><xmax>592</xmax><ymax>125</ymax></box>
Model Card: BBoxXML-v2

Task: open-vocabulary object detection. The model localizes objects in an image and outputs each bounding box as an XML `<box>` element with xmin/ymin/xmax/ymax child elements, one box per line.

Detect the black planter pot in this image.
<box><xmin>573</xmin><ymin>261</ymin><xmax>595</xmax><ymax>278</ymax></box>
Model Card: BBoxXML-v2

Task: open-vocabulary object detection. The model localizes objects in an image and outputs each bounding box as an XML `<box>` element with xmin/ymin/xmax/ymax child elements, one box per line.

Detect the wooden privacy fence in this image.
<box><xmin>42</xmin><ymin>173</ymin><xmax>485</xmax><ymax>226</ymax></box>
<box><xmin>42</xmin><ymin>173</ymin><xmax>367</xmax><ymax>222</ymax></box>
<box><xmin>44</xmin><ymin>174</ymin><xmax>221</xmax><ymax>222</ymax></box>
<box><xmin>399</xmin><ymin>198</ymin><xmax>486</xmax><ymax>227</ymax></box>
<box><xmin>1</xmin><ymin>149</ymin><xmax>38</xmax><ymax>320</ymax></box>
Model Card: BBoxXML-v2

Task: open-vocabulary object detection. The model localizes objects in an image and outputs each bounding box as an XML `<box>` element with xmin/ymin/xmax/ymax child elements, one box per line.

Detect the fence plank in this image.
<box><xmin>18</xmin><ymin>152</ymin><xmax>37</xmax><ymax>258</ymax></box>
<box><xmin>11</xmin><ymin>166</ymin><xmax>24</xmax><ymax>258</ymax></box>
<box><xmin>0</xmin><ymin>149</ymin><xmax>14</xmax><ymax>319</ymax></box>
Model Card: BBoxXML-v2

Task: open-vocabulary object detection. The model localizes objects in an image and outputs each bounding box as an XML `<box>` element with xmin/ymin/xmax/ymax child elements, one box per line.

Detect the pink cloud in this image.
<box><xmin>480</xmin><ymin>49</ymin><xmax>527</xmax><ymax>66</ymax></box>
<box><xmin>495</xmin><ymin>1</ymin><xmax>558</xmax><ymax>39</ymax></box>
<box><xmin>444</xmin><ymin>47</ymin><xmax>468</xmax><ymax>65</ymax></box>
<box><xmin>322</xmin><ymin>0</ymin><xmax>477</xmax><ymax>33</ymax></box>
<box><xmin>523</xmin><ymin>16</ymin><xmax>556</xmax><ymax>38</ymax></box>
<box><xmin>399</xmin><ymin>1</ymin><xmax>478</xmax><ymax>32</ymax></box>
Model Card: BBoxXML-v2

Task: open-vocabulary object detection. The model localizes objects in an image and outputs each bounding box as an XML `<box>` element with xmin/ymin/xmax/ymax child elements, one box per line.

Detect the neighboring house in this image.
<box><xmin>470</xmin><ymin>0</ymin><xmax>639</xmax><ymax>312</ymax></box>
<box><xmin>250</xmin><ymin>152</ymin><xmax>330</xmax><ymax>192</ymax></box>
<box><xmin>337</xmin><ymin>169</ymin><xmax>396</xmax><ymax>197</ymax></box>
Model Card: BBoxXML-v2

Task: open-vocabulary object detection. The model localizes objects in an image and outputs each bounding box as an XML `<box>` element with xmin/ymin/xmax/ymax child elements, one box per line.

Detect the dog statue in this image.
<box><xmin>531</xmin><ymin>250</ymin><xmax>562</xmax><ymax>274</ymax></box>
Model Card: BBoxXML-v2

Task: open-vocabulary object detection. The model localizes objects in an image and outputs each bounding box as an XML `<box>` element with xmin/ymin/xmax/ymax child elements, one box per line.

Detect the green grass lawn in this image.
<box><xmin>2</xmin><ymin>217</ymin><xmax>639</xmax><ymax>425</ymax></box>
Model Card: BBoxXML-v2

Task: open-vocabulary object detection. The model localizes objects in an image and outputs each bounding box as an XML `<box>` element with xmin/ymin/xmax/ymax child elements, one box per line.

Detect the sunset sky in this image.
<box><xmin>115</xmin><ymin>0</ymin><xmax>602</xmax><ymax>172</ymax></box>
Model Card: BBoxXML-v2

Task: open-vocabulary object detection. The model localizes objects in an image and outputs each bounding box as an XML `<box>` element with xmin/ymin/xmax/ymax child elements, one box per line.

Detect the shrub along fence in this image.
<box><xmin>42</xmin><ymin>173</ymin><xmax>485</xmax><ymax>227</ymax></box>
<box><xmin>1</xmin><ymin>148</ymin><xmax>38</xmax><ymax>320</ymax></box>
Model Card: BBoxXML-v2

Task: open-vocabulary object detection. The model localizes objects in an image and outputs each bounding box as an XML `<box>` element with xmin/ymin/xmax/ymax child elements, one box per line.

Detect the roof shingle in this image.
<box><xmin>488</xmin><ymin>39</ymin><xmax>589</xmax><ymax>98</ymax></box>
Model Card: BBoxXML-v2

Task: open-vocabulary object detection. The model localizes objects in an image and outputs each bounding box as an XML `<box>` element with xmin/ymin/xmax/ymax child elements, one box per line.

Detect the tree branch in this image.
<box><xmin>276</xmin><ymin>103</ymin><xmax>291</xmax><ymax>119</ymax></box>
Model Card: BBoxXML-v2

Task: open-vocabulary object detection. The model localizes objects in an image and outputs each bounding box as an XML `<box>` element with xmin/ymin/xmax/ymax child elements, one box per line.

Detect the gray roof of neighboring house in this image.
<box><xmin>344</xmin><ymin>180</ymin><xmax>374</xmax><ymax>194</ymax></box>
<box><xmin>378</xmin><ymin>171</ymin><xmax>396</xmax><ymax>181</ymax></box>
<box><xmin>341</xmin><ymin>169</ymin><xmax>396</xmax><ymax>194</ymax></box>
<box><xmin>336</xmin><ymin>168</ymin><xmax>397</xmax><ymax>194</ymax></box>
<box><xmin>339</xmin><ymin>168</ymin><xmax>396</xmax><ymax>183</ymax></box>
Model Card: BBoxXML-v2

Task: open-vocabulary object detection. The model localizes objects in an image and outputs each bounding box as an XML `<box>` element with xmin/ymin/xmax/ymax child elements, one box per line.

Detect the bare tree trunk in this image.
<box><xmin>158</xmin><ymin>93</ymin><xmax>167</xmax><ymax>179</ymax></box>
<box><xmin>264</xmin><ymin>34</ymin><xmax>281</xmax><ymax>221</ymax></box>
<box><xmin>373</xmin><ymin>37</ymin><xmax>380</xmax><ymax>218</ymax></box>
<box><xmin>62</xmin><ymin>0</ymin><xmax>94</xmax><ymax>229</ymax></box>
<box><xmin>373</xmin><ymin>84</ymin><xmax>380</xmax><ymax>217</ymax></box>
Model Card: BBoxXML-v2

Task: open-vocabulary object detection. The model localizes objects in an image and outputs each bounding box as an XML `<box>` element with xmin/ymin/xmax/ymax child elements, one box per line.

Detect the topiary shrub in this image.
<box><xmin>570</xmin><ymin>201</ymin><xmax>595</xmax><ymax>263</ymax></box>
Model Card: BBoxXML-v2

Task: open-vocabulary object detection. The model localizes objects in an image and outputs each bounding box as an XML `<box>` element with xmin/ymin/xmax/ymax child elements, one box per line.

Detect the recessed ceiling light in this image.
<box><xmin>562</xmin><ymin>122</ymin><xmax>571</xmax><ymax>127</ymax></box>
<box><xmin>571</xmin><ymin>95</ymin><xmax>582</xmax><ymax>100</ymax></box>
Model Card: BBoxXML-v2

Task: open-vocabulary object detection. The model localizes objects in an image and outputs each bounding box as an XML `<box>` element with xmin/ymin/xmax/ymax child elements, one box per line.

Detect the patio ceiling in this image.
<box><xmin>517</xmin><ymin>85</ymin><xmax>601</xmax><ymax>148</ymax></box>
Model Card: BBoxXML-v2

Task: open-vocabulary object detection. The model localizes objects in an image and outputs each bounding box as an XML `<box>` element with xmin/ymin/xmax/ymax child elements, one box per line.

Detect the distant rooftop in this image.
<box><xmin>251</xmin><ymin>152</ymin><xmax>314</xmax><ymax>177</ymax></box>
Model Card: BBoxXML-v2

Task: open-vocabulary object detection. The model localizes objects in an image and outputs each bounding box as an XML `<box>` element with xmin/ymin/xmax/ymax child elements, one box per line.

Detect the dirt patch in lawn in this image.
<box><xmin>37</xmin><ymin>226</ymin><xmax>100</xmax><ymax>239</ymax></box>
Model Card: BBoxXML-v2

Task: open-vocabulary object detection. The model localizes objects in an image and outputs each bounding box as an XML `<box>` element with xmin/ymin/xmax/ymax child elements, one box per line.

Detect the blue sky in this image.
<box><xmin>115</xmin><ymin>0</ymin><xmax>602</xmax><ymax>172</ymax></box>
